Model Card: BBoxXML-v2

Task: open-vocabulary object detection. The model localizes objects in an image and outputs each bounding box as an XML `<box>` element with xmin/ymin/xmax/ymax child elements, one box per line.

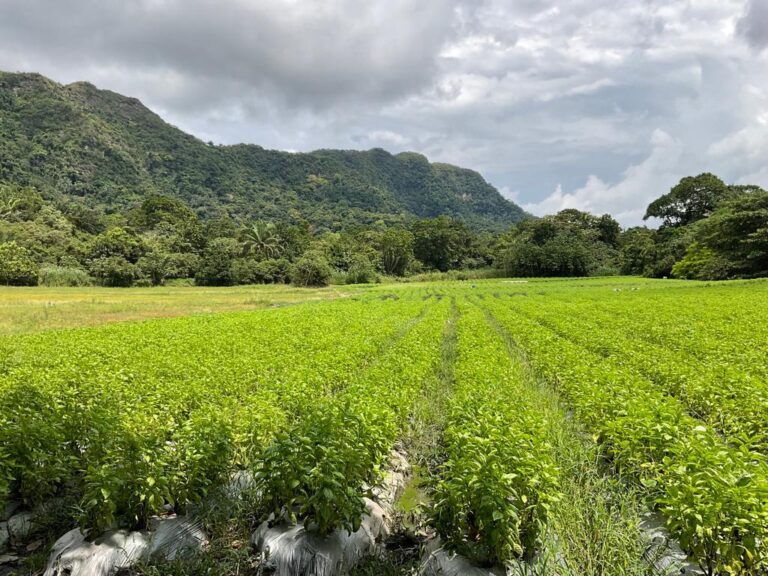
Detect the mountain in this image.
<box><xmin>0</xmin><ymin>71</ymin><xmax>526</xmax><ymax>231</ymax></box>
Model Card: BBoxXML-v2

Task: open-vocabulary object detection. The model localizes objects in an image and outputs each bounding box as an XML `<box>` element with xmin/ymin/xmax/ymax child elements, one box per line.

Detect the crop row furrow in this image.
<box><xmin>505</xmin><ymin>297</ymin><xmax>768</xmax><ymax>456</ymax></box>
<box><xmin>484</xmin><ymin>299</ymin><xmax>768</xmax><ymax>575</ymax></box>
<box><xmin>254</xmin><ymin>298</ymin><xmax>451</xmax><ymax>534</ymax></box>
<box><xmin>0</xmin><ymin>296</ymin><xmax>426</xmax><ymax>531</ymax></box>
<box><xmin>430</xmin><ymin>301</ymin><xmax>560</xmax><ymax>565</ymax></box>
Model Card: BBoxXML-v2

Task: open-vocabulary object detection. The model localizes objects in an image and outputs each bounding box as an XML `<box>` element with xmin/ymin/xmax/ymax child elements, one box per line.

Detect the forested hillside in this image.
<box><xmin>0</xmin><ymin>71</ymin><xmax>525</xmax><ymax>232</ymax></box>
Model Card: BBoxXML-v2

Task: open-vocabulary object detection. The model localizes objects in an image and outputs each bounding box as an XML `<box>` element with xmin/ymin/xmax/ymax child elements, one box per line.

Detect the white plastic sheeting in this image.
<box><xmin>43</xmin><ymin>516</ymin><xmax>207</xmax><ymax>576</ymax></box>
<box><xmin>641</xmin><ymin>511</ymin><xmax>705</xmax><ymax>575</ymax></box>
<box><xmin>370</xmin><ymin>450</ymin><xmax>410</xmax><ymax>509</ymax></box>
<box><xmin>251</xmin><ymin>450</ymin><xmax>410</xmax><ymax>576</ymax></box>
<box><xmin>252</xmin><ymin>498</ymin><xmax>389</xmax><ymax>576</ymax></box>
<box><xmin>418</xmin><ymin>548</ymin><xmax>505</xmax><ymax>576</ymax></box>
<box><xmin>44</xmin><ymin>528</ymin><xmax>149</xmax><ymax>576</ymax></box>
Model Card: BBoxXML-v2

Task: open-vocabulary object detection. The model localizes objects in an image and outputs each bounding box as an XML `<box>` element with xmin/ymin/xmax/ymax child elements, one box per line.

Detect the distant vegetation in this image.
<box><xmin>0</xmin><ymin>71</ymin><xmax>525</xmax><ymax>232</ymax></box>
<box><xmin>0</xmin><ymin>71</ymin><xmax>766</xmax><ymax>286</ymax></box>
<box><xmin>0</xmin><ymin>172</ymin><xmax>766</xmax><ymax>287</ymax></box>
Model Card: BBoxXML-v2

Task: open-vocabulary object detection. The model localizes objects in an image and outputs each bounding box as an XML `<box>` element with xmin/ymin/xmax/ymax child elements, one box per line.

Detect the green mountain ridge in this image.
<box><xmin>0</xmin><ymin>71</ymin><xmax>526</xmax><ymax>231</ymax></box>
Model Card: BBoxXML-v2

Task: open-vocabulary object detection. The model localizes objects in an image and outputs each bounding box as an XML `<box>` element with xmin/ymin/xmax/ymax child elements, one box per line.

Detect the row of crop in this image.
<box><xmin>544</xmin><ymin>283</ymin><xmax>768</xmax><ymax>380</ymax></box>
<box><xmin>483</xmin><ymin>298</ymin><xmax>768</xmax><ymax>575</ymax></box>
<box><xmin>0</xmin><ymin>295</ymin><xmax>426</xmax><ymax>531</ymax></box>
<box><xmin>506</xmin><ymin>294</ymin><xmax>768</xmax><ymax>455</ymax></box>
<box><xmin>254</xmin><ymin>298</ymin><xmax>450</xmax><ymax>534</ymax></box>
<box><xmin>430</xmin><ymin>302</ymin><xmax>560</xmax><ymax>565</ymax></box>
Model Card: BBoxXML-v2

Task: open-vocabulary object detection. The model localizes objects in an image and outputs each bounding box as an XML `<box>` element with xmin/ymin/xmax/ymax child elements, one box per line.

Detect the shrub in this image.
<box><xmin>231</xmin><ymin>257</ymin><xmax>291</xmax><ymax>285</ymax></box>
<box><xmin>38</xmin><ymin>265</ymin><xmax>93</xmax><ymax>287</ymax></box>
<box><xmin>290</xmin><ymin>251</ymin><xmax>332</xmax><ymax>287</ymax></box>
<box><xmin>254</xmin><ymin>258</ymin><xmax>290</xmax><ymax>284</ymax></box>
<box><xmin>671</xmin><ymin>243</ymin><xmax>733</xmax><ymax>280</ymax></box>
<box><xmin>195</xmin><ymin>238</ymin><xmax>239</xmax><ymax>286</ymax></box>
<box><xmin>89</xmin><ymin>256</ymin><xmax>139</xmax><ymax>287</ymax></box>
<box><xmin>0</xmin><ymin>241</ymin><xmax>39</xmax><ymax>286</ymax></box>
<box><xmin>255</xmin><ymin>399</ymin><xmax>393</xmax><ymax>535</ymax></box>
<box><xmin>230</xmin><ymin>258</ymin><xmax>261</xmax><ymax>285</ymax></box>
<box><xmin>345</xmin><ymin>254</ymin><xmax>376</xmax><ymax>284</ymax></box>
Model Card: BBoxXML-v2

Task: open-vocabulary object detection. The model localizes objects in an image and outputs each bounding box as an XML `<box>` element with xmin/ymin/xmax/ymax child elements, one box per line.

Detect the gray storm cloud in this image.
<box><xmin>0</xmin><ymin>0</ymin><xmax>766</xmax><ymax>226</ymax></box>
<box><xmin>0</xmin><ymin>0</ymin><xmax>457</xmax><ymax>108</ymax></box>
<box><xmin>738</xmin><ymin>0</ymin><xmax>768</xmax><ymax>50</ymax></box>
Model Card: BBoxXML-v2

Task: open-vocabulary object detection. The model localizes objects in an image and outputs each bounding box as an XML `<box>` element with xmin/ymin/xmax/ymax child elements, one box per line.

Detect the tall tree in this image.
<box><xmin>644</xmin><ymin>173</ymin><xmax>730</xmax><ymax>227</ymax></box>
<box><xmin>412</xmin><ymin>216</ymin><xmax>472</xmax><ymax>272</ymax></box>
<box><xmin>241</xmin><ymin>221</ymin><xmax>284</xmax><ymax>259</ymax></box>
<box><xmin>499</xmin><ymin>209</ymin><xmax>618</xmax><ymax>277</ymax></box>
<box><xmin>692</xmin><ymin>189</ymin><xmax>768</xmax><ymax>277</ymax></box>
<box><xmin>377</xmin><ymin>228</ymin><xmax>414</xmax><ymax>276</ymax></box>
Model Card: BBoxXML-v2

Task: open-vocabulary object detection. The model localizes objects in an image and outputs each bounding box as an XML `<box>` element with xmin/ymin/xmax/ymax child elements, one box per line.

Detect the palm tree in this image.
<box><xmin>0</xmin><ymin>196</ymin><xmax>19</xmax><ymax>220</ymax></box>
<box><xmin>242</xmin><ymin>221</ymin><xmax>283</xmax><ymax>259</ymax></box>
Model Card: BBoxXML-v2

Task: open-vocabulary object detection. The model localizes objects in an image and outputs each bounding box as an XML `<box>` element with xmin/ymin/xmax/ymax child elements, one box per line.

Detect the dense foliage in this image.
<box><xmin>484</xmin><ymin>281</ymin><xmax>768</xmax><ymax>575</ymax></box>
<box><xmin>0</xmin><ymin>241</ymin><xmax>38</xmax><ymax>285</ymax></box>
<box><xmin>0</xmin><ymin>183</ymin><xmax>503</xmax><ymax>287</ymax></box>
<box><xmin>4</xmin><ymin>175</ymin><xmax>765</xmax><ymax>286</ymax></box>
<box><xmin>498</xmin><ymin>209</ymin><xmax>620</xmax><ymax>277</ymax></box>
<box><xmin>0</xmin><ymin>71</ymin><xmax>525</xmax><ymax>233</ymax></box>
<box><xmin>628</xmin><ymin>173</ymin><xmax>768</xmax><ymax>280</ymax></box>
<box><xmin>0</xmin><ymin>295</ymin><xmax>419</xmax><ymax>531</ymax></box>
<box><xmin>1</xmin><ymin>71</ymin><xmax>767</xmax><ymax>284</ymax></box>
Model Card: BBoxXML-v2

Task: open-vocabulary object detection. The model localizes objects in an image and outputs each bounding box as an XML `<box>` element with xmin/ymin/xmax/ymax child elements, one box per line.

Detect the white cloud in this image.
<box><xmin>1</xmin><ymin>0</ymin><xmax>767</xmax><ymax>223</ymax></box>
<box><xmin>499</xmin><ymin>186</ymin><xmax>521</xmax><ymax>203</ymax></box>
<box><xmin>367</xmin><ymin>130</ymin><xmax>410</xmax><ymax>146</ymax></box>
<box><xmin>524</xmin><ymin>129</ymin><xmax>684</xmax><ymax>226</ymax></box>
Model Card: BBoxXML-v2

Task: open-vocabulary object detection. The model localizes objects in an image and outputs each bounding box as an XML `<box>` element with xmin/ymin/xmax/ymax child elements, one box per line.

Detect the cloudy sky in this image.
<box><xmin>1</xmin><ymin>0</ymin><xmax>767</xmax><ymax>225</ymax></box>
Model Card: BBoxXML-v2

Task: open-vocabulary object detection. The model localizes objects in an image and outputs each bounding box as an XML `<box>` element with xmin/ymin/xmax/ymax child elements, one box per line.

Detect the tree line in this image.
<box><xmin>0</xmin><ymin>172</ymin><xmax>766</xmax><ymax>287</ymax></box>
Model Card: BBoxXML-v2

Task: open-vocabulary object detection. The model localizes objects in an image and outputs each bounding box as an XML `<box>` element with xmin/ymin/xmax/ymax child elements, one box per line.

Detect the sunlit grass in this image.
<box><xmin>0</xmin><ymin>283</ymin><xmax>357</xmax><ymax>335</ymax></box>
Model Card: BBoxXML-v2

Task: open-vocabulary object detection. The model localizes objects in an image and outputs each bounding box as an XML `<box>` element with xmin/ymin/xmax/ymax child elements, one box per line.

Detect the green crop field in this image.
<box><xmin>1</xmin><ymin>277</ymin><xmax>767</xmax><ymax>575</ymax></box>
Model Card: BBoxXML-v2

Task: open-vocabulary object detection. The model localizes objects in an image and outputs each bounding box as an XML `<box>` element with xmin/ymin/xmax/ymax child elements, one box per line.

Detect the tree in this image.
<box><xmin>595</xmin><ymin>214</ymin><xmax>621</xmax><ymax>247</ymax></box>
<box><xmin>671</xmin><ymin>243</ymin><xmax>732</xmax><ymax>280</ymax></box>
<box><xmin>0</xmin><ymin>185</ymin><xmax>43</xmax><ymax>222</ymax></box>
<box><xmin>129</xmin><ymin>195</ymin><xmax>197</xmax><ymax>230</ymax></box>
<box><xmin>498</xmin><ymin>210</ymin><xmax>618</xmax><ymax>277</ymax></box>
<box><xmin>137</xmin><ymin>250</ymin><xmax>172</xmax><ymax>286</ymax></box>
<box><xmin>552</xmin><ymin>209</ymin><xmax>621</xmax><ymax>247</ymax></box>
<box><xmin>0</xmin><ymin>241</ymin><xmax>39</xmax><ymax>285</ymax></box>
<box><xmin>241</xmin><ymin>221</ymin><xmax>284</xmax><ymax>259</ymax></box>
<box><xmin>260</xmin><ymin>221</ymin><xmax>308</xmax><ymax>260</ymax></box>
<box><xmin>412</xmin><ymin>216</ymin><xmax>472</xmax><ymax>272</ymax></box>
<box><xmin>63</xmin><ymin>202</ymin><xmax>106</xmax><ymax>234</ymax></box>
<box><xmin>195</xmin><ymin>238</ymin><xmax>240</xmax><ymax>286</ymax></box>
<box><xmin>290</xmin><ymin>250</ymin><xmax>332</xmax><ymax>287</ymax></box>
<box><xmin>89</xmin><ymin>227</ymin><xmax>145</xmax><ymax>262</ymax></box>
<box><xmin>377</xmin><ymin>228</ymin><xmax>413</xmax><ymax>276</ymax></box>
<box><xmin>0</xmin><ymin>196</ymin><xmax>19</xmax><ymax>220</ymax></box>
<box><xmin>618</xmin><ymin>227</ymin><xmax>657</xmax><ymax>275</ymax></box>
<box><xmin>345</xmin><ymin>253</ymin><xmax>376</xmax><ymax>284</ymax></box>
<box><xmin>501</xmin><ymin>227</ymin><xmax>594</xmax><ymax>277</ymax></box>
<box><xmin>89</xmin><ymin>256</ymin><xmax>139</xmax><ymax>287</ymax></box>
<box><xmin>642</xmin><ymin>226</ymin><xmax>695</xmax><ymax>278</ymax></box>
<box><xmin>644</xmin><ymin>173</ymin><xmax>730</xmax><ymax>227</ymax></box>
<box><xmin>691</xmin><ymin>190</ymin><xmax>768</xmax><ymax>277</ymax></box>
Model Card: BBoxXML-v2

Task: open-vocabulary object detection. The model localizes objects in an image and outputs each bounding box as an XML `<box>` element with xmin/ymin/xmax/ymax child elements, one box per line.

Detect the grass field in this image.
<box><xmin>0</xmin><ymin>283</ymin><xmax>356</xmax><ymax>335</ymax></box>
<box><xmin>1</xmin><ymin>276</ymin><xmax>767</xmax><ymax>575</ymax></box>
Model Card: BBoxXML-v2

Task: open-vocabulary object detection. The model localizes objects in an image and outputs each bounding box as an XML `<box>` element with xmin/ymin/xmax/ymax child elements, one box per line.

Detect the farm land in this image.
<box><xmin>1</xmin><ymin>277</ymin><xmax>767</xmax><ymax>576</ymax></box>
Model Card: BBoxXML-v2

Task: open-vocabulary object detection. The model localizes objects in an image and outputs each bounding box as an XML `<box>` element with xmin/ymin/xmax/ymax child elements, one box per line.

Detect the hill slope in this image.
<box><xmin>0</xmin><ymin>71</ymin><xmax>526</xmax><ymax>231</ymax></box>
